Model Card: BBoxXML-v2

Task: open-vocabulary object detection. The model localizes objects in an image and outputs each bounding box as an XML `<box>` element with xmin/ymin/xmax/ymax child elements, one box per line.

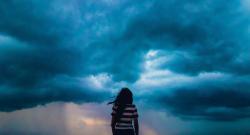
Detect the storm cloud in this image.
<box><xmin>156</xmin><ymin>77</ymin><xmax>250</xmax><ymax>121</ymax></box>
<box><xmin>0</xmin><ymin>0</ymin><xmax>250</xmax><ymax>123</ymax></box>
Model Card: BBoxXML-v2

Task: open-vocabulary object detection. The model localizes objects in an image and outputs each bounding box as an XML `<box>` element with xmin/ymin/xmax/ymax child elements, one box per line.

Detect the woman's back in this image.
<box><xmin>111</xmin><ymin>104</ymin><xmax>138</xmax><ymax>129</ymax></box>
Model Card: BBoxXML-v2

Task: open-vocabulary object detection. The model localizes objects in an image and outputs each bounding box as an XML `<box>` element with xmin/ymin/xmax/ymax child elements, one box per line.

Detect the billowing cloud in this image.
<box><xmin>0</xmin><ymin>0</ymin><xmax>250</xmax><ymax>124</ymax></box>
<box><xmin>134</xmin><ymin>50</ymin><xmax>250</xmax><ymax>121</ymax></box>
<box><xmin>156</xmin><ymin>81</ymin><xmax>250</xmax><ymax>121</ymax></box>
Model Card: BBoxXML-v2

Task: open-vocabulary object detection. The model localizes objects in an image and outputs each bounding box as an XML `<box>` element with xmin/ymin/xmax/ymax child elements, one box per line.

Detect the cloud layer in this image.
<box><xmin>0</xmin><ymin>0</ymin><xmax>250</xmax><ymax>122</ymax></box>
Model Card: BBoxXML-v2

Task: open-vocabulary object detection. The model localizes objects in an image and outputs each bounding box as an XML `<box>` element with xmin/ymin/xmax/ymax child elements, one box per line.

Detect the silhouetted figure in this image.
<box><xmin>108</xmin><ymin>88</ymin><xmax>139</xmax><ymax>135</ymax></box>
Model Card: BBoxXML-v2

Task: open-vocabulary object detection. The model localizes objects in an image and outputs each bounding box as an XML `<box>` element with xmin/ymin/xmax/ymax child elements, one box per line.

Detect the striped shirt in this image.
<box><xmin>111</xmin><ymin>104</ymin><xmax>138</xmax><ymax>129</ymax></box>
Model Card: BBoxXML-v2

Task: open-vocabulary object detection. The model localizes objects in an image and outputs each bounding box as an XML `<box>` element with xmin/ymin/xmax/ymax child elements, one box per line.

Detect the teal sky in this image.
<box><xmin>0</xmin><ymin>0</ymin><xmax>250</xmax><ymax>134</ymax></box>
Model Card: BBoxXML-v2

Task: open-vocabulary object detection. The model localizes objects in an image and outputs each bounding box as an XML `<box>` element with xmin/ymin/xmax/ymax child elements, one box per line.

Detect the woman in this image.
<box><xmin>108</xmin><ymin>87</ymin><xmax>139</xmax><ymax>135</ymax></box>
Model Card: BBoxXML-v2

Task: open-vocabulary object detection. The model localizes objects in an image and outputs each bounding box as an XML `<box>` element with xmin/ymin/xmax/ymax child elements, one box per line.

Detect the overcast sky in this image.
<box><xmin>0</xmin><ymin>0</ymin><xmax>250</xmax><ymax>134</ymax></box>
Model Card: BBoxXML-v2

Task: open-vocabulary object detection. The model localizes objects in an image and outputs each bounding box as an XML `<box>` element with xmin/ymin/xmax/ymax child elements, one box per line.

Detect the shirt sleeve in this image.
<box><xmin>111</xmin><ymin>105</ymin><xmax>117</xmax><ymax>116</ymax></box>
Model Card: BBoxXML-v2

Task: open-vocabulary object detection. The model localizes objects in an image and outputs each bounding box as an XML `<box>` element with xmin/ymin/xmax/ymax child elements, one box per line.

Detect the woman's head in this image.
<box><xmin>108</xmin><ymin>87</ymin><xmax>133</xmax><ymax>105</ymax></box>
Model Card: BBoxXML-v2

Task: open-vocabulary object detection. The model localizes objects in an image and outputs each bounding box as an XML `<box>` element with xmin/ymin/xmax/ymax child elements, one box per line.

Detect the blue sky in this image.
<box><xmin>0</xmin><ymin>0</ymin><xmax>250</xmax><ymax>134</ymax></box>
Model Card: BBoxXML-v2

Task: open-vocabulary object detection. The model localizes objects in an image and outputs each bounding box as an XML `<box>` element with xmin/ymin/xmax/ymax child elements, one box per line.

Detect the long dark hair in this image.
<box><xmin>108</xmin><ymin>87</ymin><xmax>133</xmax><ymax>122</ymax></box>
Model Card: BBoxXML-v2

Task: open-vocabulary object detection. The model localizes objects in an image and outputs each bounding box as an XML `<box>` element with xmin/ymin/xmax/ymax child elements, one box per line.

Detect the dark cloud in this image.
<box><xmin>0</xmin><ymin>0</ymin><xmax>250</xmax><ymax>123</ymax></box>
<box><xmin>123</xmin><ymin>0</ymin><xmax>250</xmax><ymax>121</ymax></box>
<box><xmin>0</xmin><ymin>0</ymin><xmax>136</xmax><ymax>111</ymax></box>
<box><xmin>0</xmin><ymin>38</ymin><xmax>87</xmax><ymax>89</ymax></box>
<box><xmin>154</xmin><ymin>76</ymin><xmax>250</xmax><ymax>121</ymax></box>
<box><xmin>120</xmin><ymin>0</ymin><xmax>250</xmax><ymax>75</ymax></box>
<box><xmin>0</xmin><ymin>0</ymin><xmax>81</xmax><ymax>45</ymax></box>
<box><xmin>0</xmin><ymin>74</ymin><xmax>110</xmax><ymax>112</ymax></box>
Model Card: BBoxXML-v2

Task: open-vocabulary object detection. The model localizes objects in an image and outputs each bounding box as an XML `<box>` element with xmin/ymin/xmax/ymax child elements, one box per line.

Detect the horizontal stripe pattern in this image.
<box><xmin>111</xmin><ymin>104</ymin><xmax>138</xmax><ymax>129</ymax></box>
<box><xmin>115</xmin><ymin>126</ymin><xmax>134</xmax><ymax>129</ymax></box>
